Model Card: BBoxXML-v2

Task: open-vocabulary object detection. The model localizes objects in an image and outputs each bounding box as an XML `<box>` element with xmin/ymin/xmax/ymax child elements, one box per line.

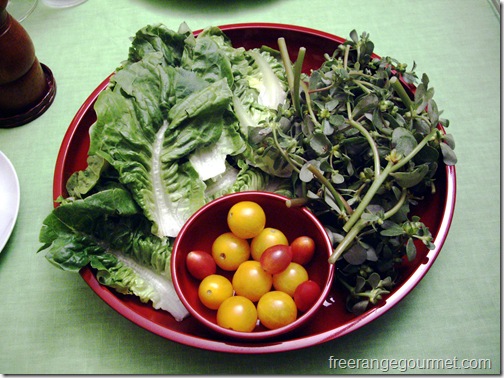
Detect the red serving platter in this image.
<box><xmin>53</xmin><ymin>23</ymin><xmax>456</xmax><ymax>354</ymax></box>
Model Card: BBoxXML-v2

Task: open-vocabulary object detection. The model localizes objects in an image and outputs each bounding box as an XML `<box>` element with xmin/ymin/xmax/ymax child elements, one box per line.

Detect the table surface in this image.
<box><xmin>0</xmin><ymin>0</ymin><xmax>500</xmax><ymax>374</ymax></box>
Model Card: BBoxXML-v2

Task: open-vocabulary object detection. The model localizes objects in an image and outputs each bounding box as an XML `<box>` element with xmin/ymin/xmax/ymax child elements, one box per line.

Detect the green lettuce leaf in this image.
<box><xmin>38</xmin><ymin>188</ymin><xmax>189</xmax><ymax>321</ymax></box>
<box><xmin>89</xmin><ymin>50</ymin><xmax>233</xmax><ymax>237</ymax></box>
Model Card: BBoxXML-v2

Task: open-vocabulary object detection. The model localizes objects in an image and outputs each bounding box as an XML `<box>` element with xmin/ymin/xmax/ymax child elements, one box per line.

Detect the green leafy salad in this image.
<box><xmin>38</xmin><ymin>23</ymin><xmax>456</xmax><ymax>320</ymax></box>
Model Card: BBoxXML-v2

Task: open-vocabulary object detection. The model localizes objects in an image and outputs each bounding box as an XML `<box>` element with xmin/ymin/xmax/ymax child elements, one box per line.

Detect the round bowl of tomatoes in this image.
<box><xmin>171</xmin><ymin>191</ymin><xmax>335</xmax><ymax>340</ymax></box>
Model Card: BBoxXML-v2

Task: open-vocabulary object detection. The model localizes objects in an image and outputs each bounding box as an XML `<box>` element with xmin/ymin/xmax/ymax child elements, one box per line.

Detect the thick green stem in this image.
<box><xmin>354</xmin><ymin>80</ymin><xmax>372</xmax><ymax>94</ymax></box>
<box><xmin>292</xmin><ymin>47</ymin><xmax>306</xmax><ymax>117</ymax></box>
<box><xmin>301</xmin><ymin>81</ymin><xmax>322</xmax><ymax>128</ymax></box>
<box><xmin>278</xmin><ymin>38</ymin><xmax>305</xmax><ymax>118</ymax></box>
<box><xmin>340</xmin><ymin>125</ymin><xmax>436</xmax><ymax>233</ymax></box>
<box><xmin>285</xmin><ymin>197</ymin><xmax>309</xmax><ymax>208</ymax></box>
<box><xmin>278</xmin><ymin>38</ymin><xmax>294</xmax><ymax>89</ymax></box>
<box><xmin>346</xmin><ymin>102</ymin><xmax>381</xmax><ymax>178</ymax></box>
<box><xmin>329</xmin><ymin>186</ymin><xmax>407</xmax><ymax>264</ymax></box>
<box><xmin>343</xmin><ymin>44</ymin><xmax>350</xmax><ymax>70</ymax></box>
<box><xmin>307</xmin><ymin>164</ymin><xmax>352</xmax><ymax>216</ymax></box>
<box><xmin>343</xmin><ymin>161</ymin><xmax>394</xmax><ymax>232</ymax></box>
<box><xmin>272</xmin><ymin>126</ymin><xmax>301</xmax><ymax>174</ymax></box>
<box><xmin>390</xmin><ymin>128</ymin><xmax>438</xmax><ymax>173</ymax></box>
<box><xmin>384</xmin><ymin>188</ymin><xmax>407</xmax><ymax>219</ymax></box>
<box><xmin>279</xmin><ymin>40</ymin><xmax>320</xmax><ymax>127</ymax></box>
<box><xmin>390</xmin><ymin>76</ymin><xmax>413</xmax><ymax>110</ymax></box>
<box><xmin>328</xmin><ymin>218</ymin><xmax>368</xmax><ymax>264</ymax></box>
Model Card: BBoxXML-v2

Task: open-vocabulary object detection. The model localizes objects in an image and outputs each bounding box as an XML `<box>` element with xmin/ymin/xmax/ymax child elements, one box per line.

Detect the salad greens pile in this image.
<box><xmin>38</xmin><ymin>23</ymin><xmax>456</xmax><ymax>320</ymax></box>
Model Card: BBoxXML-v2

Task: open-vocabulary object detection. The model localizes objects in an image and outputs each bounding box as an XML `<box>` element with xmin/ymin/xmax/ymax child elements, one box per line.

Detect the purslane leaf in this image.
<box><xmin>390</xmin><ymin>164</ymin><xmax>430</xmax><ymax>188</ymax></box>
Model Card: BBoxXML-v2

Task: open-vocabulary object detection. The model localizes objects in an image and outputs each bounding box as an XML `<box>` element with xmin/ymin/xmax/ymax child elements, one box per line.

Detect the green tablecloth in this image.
<box><xmin>0</xmin><ymin>0</ymin><xmax>500</xmax><ymax>374</ymax></box>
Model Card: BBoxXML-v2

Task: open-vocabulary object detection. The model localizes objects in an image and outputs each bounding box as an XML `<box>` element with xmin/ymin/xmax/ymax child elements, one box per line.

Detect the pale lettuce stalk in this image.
<box><xmin>188</xmin><ymin>110</ymin><xmax>246</xmax><ymax>181</ymax></box>
<box><xmin>247</xmin><ymin>49</ymin><xmax>287</xmax><ymax>109</ymax></box>
<box><xmin>101</xmin><ymin>254</ymin><xmax>189</xmax><ymax>321</ymax></box>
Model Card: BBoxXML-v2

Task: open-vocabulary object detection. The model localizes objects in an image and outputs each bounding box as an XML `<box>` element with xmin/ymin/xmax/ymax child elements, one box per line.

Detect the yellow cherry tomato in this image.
<box><xmin>232</xmin><ymin>260</ymin><xmax>273</xmax><ymax>302</ymax></box>
<box><xmin>211</xmin><ymin>232</ymin><xmax>250</xmax><ymax>271</ymax></box>
<box><xmin>227</xmin><ymin>201</ymin><xmax>266</xmax><ymax>239</ymax></box>
<box><xmin>257</xmin><ymin>291</ymin><xmax>297</xmax><ymax>329</ymax></box>
<box><xmin>272</xmin><ymin>262</ymin><xmax>308</xmax><ymax>297</ymax></box>
<box><xmin>217</xmin><ymin>295</ymin><xmax>258</xmax><ymax>332</ymax></box>
<box><xmin>198</xmin><ymin>274</ymin><xmax>233</xmax><ymax>310</ymax></box>
<box><xmin>250</xmin><ymin>227</ymin><xmax>289</xmax><ymax>261</ymax></box>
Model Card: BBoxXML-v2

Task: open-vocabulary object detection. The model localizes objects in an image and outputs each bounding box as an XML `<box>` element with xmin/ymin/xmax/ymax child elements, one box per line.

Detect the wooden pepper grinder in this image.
<box><xmin>0</xmin><ymin>0</ymin><xmax>56</xmax><ymax>128</ymax></box>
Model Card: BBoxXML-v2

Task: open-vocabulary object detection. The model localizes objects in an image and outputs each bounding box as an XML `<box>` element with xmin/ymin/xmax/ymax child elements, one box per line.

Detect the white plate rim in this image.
<box><xmin>0</xmin><ymin>150</ymin><xmax>20</xmax><ymax>253</ymax></box>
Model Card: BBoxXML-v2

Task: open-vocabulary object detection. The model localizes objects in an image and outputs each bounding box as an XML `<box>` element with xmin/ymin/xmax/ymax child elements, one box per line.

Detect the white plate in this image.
<box><xmin>0</xmin><ymin>151</ymin><xmax>20</xmax><ymax>253</ymax></box>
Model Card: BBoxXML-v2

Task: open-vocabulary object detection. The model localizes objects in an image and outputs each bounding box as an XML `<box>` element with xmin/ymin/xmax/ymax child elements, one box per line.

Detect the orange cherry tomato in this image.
<box><xmin>198</xmin><ymin>274</ymin><xmax>233</xmax><ymax>310</ymax></box>
<box><xmin>232</xmin><ymin>260</ymin><xmax>273</xmax><ymax>302</ymax></box>
<box><xmin>227</xmin><ymin>201</ymin><xmax>266</xmax><ymax>239</ymax></box>
<box><xmin>257</xmin><ymin>291</ymin><xmax>297</xmax><ymax>330</ymax></box>
<box><xmin>217</xmin><ymin>295</ymin><xmax>258</xmax><ymax>332</ymax></box>
<box><xmin>250</xmin><ymin>227</ymin><xmax>288</xmax><ymax>261</ymax></box>
<box><xmin>272</xmin><ymin>262</ymin><xmax>308</xmax><ymax>297</ymax></box>
<box><xmin>211</xmin><ymin>232</ymin><xmax>250</xmax><ymax>271</ymax></box>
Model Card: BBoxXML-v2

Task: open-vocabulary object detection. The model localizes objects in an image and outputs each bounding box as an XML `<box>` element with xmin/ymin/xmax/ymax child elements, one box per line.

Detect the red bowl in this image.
<box><xmin>171</xmin><ymin>191</ymin><xmax>335</xmax><ymax>340</ymax></box>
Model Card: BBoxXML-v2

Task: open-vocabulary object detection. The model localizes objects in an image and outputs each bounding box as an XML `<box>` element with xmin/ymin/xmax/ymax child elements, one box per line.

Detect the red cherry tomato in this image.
<box><xmin>293</xmin><ymin>280</ymin><xmax>321</xmax><ymax>312</ymax></box>
<box><xmin>290</xmin><ymin>236</ymin><xmax>315</xmax><ymax>265</ymax></box>
<box><xmin>260</xmin><ymin>244</ymin><xmax>293</xmax><ymax>274</ymax></box>
<box><xmin>186</xmin><ymin>250</ymin><xmax>217</xmax><ymax>280</ymax></box>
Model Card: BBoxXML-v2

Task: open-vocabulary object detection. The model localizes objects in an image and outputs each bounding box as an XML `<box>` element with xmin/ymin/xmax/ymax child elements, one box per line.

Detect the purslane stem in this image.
<box><xmin>277</xmin><ymin>38</ymin><xmax>294</xmax><ymax>89</ymax></box>
<box><xmin>390</xmin><ymin>76</ymin><xmax>413</xmax><ymax>110</ymax></box>
<box><xmin>346</xmin><ymin>102</ymin><xmax>381</xmax><ymax>178</ymax></box>
<box><xmin>272</xmin><ymin>126</ymin><xmax>301</xmax><ymax>174</ymax></box>
<box><xmin>329</xmin><ymin>184</ymin><xmax>407</xmax><ymax>264</ymax></box>
<box><xmin>343</xmin><ymin>44</ymin><xmax>350</xmax><ymax>70</ymax></box>
<box><xmin>343</xmin><ymin>160</ymin><xmax>394</xmax><ymax>233</ymax></box>
<box><xmin>383</xmin><ymin>188</ymin><xmax>407</xmax><ymax>220</ymax></box>
<box><xmin>390</xmin><ymin>128</ymin><xmax>438</xmax><ymax>172</ymax></box>
<box><xmin>307</xmin><ymin>164</ymin><xmax>352</xmax><ymax>216</ymax></box>
<box><xmin>292</xmin><ymin>47</ymin><xmax>306</xmax><ymax>117</ymax></box>
<box><xmin>329</xmin><ymin>217</ymin><xmax>368</xmax><ymax>264</ymax></box>
<box><xmin>301</xmin><ymin>81</ymin><xmax>322</xmax><ymax>128</ymax></box>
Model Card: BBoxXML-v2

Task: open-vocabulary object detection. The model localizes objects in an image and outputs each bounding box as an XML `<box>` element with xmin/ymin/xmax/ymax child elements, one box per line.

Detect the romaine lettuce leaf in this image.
<box><xmin>128</xmin><ymin>23</ymin><xmax>189</xmax><ymax>66</ymax></box>
<box><xmin>38</xmin><ymin>188</ymin><xmax>189</xmax><ymax>321</ymax></box>
<box><xmin>90</xmin><ymin>53</ymin><xmax>233</xmax><ymax>237</ymax></box>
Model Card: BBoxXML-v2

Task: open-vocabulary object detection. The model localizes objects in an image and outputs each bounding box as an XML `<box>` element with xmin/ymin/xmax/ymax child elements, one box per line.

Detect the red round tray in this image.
<box><xmin>53</xmin><ymin>23</ymin><xmax>456</xmax><ymax>354</ymax></box>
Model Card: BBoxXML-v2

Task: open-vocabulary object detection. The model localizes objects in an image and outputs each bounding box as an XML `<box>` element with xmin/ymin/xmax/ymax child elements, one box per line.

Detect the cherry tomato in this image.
<box><xmin>232</xmin><ymin>260</ymin><xmax>273</xmax><ymax>302</ymax></box>
<box><xmin>211</xmin><ymin>232</ymin><xmax>250</xmax><ymax>271</ymax></box>
<box><xmin>198</xmin><ymin>274</ymin><xmax>233</xmax><ymax>310</ymax></box>
<box><xmin>272</xmin><ymin>262</ymin><xmax>308</xmax><ymax>297</ymax></box>
<box><xmin>217</xmin><ymin>295</ymin><xmax>258</xmax><ymax>332</ymax></box>
<box><xmin>293</xmin><ymin>280</ymin><xmax>321</xmax><ymax>312</ymax></box>
<box><xmin>290</xmin><ymin>236</ymin><xmax>316</xmax><ymax>265</ymax></box>
<box><xmin>250</xmin><ymin>227</ymin><xmax>288</xmax><ymax>261</ymax></box>
<box><xmin>186</xmin><ymin>250</ymin><xmax>216</xmax><ymax>280</ymax></box>
<box><xmin>227</xmin><ymin>201</ymin><xmax>266</xmax><ymax>239</ymax></box>
<box><xmin>257</xmin><ymin>291</ymin><xmax>297</xmax><ymax>330</ymax></box>
<box><xmin>260</xmin><ymin>244</ymin><xmax>293</xmax><ymax>274</ymax></box>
